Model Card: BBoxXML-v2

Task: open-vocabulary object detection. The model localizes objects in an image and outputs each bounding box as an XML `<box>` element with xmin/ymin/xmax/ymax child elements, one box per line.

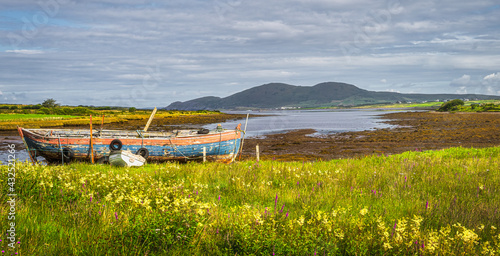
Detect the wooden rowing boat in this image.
<box><xmin>17</xmin><ymin>124</ymin><xmax>242</xmax><ymax>164</ymax></box>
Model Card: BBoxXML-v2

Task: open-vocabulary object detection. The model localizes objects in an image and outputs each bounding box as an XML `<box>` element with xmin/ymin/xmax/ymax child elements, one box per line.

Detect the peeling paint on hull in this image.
<box><xmin>18</xmin><ymin>127</ymin><xmax>242</xmax><ymax>163</ymax></box>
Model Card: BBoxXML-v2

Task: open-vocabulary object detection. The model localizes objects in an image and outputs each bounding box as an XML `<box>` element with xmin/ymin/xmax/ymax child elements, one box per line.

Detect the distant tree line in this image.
<box><xmin>1</xmin><ymin>98</ymin><xmax>223</xmax><ymax>115</ymax></box>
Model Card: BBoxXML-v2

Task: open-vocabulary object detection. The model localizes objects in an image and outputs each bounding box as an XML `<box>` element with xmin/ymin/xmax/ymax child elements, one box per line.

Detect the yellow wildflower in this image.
<box><xmin>383</xmin><ymin>242</ymin><xmax>392</xmax><ymax>250</ymax></box>
<box><xmin>297</xmin><ymin>216</ymin><xmax>305</xmax><ymax>226</ymax></box>
<box><xmin>360</xmin><ymin>207</ymin><xmax>368</xmax><ymax>216</ymax></box>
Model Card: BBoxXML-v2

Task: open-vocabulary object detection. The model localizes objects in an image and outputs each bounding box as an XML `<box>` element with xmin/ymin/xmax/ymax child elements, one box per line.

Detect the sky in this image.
<box><xmin>1</xmin><ymin>0</ymin><xmax>500</xmax><ymax>108</ymax></box>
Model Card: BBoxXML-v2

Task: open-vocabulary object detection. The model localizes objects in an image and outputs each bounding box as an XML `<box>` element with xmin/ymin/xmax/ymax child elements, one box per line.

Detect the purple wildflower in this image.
<box><xmin>115</xmin><ymin>212</ymin><xmax>118</xmax><ymax>220</ymax></box>
<box><xmin>275</xmin><ymin>193</ymin><xmax>278</xmax><ymax>209</ymax></box>
<box><xmin>286</xmin><ymin>211</ymin><xmax>289</xmax><ymax>218</ymax></box>
<box><xmin>280</xmin><ymin>203</ymin><xmax>285</xmax><ymax>213</ymax></box>
<box><xmin>218</xmin><ymin>195</ymin><xmax>221</xmax><ymax>201</ymax></box>
<box><xmin>392</xmin><ymin>221</ymin><xmax>397</xmax><ymax>236</ymax></box>
<box><xmin>426</xmin><ymin>201</ymin><xmax>429</xmax><ymax>210</ymax></box>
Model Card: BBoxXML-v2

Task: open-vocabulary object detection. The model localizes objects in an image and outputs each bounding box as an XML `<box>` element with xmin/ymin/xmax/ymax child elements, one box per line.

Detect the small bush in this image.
<box><xmin>437</xmin><ymin>99</ymin><xmax>464</xmax><ymax>111</ymax></box>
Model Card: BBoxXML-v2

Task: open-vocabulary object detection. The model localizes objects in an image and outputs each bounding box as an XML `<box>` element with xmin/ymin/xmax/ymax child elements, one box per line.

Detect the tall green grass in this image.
<box><xmin>1</xmin><ymin>146</ymin><xmax>500</xmax><ymax>255</ymax></box>
<box><xmin>0</xmin><ymin>114</ymin><xmax>80</xmax><ymax>121</ymax></box>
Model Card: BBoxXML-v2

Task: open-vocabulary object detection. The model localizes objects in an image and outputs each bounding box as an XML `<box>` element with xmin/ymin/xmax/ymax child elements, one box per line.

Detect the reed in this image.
<box><xmin>1</xmin><ymin>146</ymin><xmax>499</xmax><ymax>255</ymax></box>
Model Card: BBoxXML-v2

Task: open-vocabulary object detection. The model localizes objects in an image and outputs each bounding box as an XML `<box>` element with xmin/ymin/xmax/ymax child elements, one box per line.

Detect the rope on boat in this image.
<box><xmin>167</xmin><ymin>130</ymin><xmax>228</xmax><ymax>161</ymax></box>
<box><xmin>58</xmin><ymin>136</ymin><xmax>63</xmax><ymax>164</ymax></box>
<box><xmin>217</xmin><ymin>132</ymin><xmax>222</xmax><ymax>159</ymax></box>
<box><xmin>168</xmin><ymin>138</ymin><xmax>197</xmax><ymax>160</ymax></box>
<box><xmin>230</xmin><ymin>129</ymin><xmax>243</xmax><ymax>163</ymax></box>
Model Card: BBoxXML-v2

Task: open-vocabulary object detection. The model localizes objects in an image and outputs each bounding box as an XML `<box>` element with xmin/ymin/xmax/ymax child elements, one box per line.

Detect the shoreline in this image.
<box><xmin>3</xmin><ymin>111</ymin><xmax>500</xmax><ymax>162</ymax></box>
<box><xmin>240</xmin><ymin>111</ymin><xmax>500</xmax><ymax>161</ymax></box>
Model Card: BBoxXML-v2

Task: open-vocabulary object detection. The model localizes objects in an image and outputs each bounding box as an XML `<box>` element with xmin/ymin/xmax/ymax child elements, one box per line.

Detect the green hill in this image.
<box><xmin>166</xmin><ymin>82</ymin><xmax>500</xmax><ymax>110</ymax></box>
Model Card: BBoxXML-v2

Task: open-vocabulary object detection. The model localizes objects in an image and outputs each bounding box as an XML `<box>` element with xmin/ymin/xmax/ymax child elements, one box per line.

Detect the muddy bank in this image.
<box><xmin>241</xmin><ymin>111</ymin><xmax>500</xmax><ymax>161</ymax></box>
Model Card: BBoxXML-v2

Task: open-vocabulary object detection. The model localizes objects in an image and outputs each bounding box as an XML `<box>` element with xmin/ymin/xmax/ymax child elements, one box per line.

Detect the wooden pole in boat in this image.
<box><xmin>101</xmin><ymin>114</ymin><xmax>104</xmax><ymax>131</ymax></box>
<box><xmin>237</xmin><ymin>113</ymin><xmax>250</xmax><ymax>161</ymax></box>
<box><xmin>143</xmin><ymin>107</ymin><xmax>157</xmax><ymax>132</ymax></box>
<box><xmin>90</xmin><ymin>115</ymin><xmax>94</xmax><ymax>164</ymax></box>
<box><xmin>203</xmin><ymin>147</ymin><xmax>206</xmax><ymax>162</ymax></box>
<box><xmin>256</xmin><ymin>144</ymin><xmax>260</xmax><ymax>162</ymax></box>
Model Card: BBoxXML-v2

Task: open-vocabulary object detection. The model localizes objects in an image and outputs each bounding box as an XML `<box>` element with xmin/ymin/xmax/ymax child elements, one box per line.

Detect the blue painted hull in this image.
<box><xmin>19</xmin><ymin>127</ymin><xmax>243</xmax><ymax>163</ymax></box>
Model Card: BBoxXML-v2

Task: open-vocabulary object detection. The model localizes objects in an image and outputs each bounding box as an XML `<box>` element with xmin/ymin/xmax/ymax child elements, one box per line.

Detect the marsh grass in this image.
<box><xmin>0</xmin><ymin>110</ymin><xmax>224</xmax><ymax>130</ymax></box>
<box><xmin>1</xmin><ymin>146</ymin><xmax>500</xmax><ymax>255</ymax></box>
<box><xmin>0</xmin><ymin>114</ymin><xmax>80</xmax><ymax>121</ymax></box>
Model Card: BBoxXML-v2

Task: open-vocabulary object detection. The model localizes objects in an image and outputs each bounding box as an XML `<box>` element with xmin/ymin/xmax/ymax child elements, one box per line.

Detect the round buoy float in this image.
<box><xmin>136</xmin><ymin>148</ymin><xmax>149</xmax><ymax>159</ymax></box>
<box><xmin>109</xmin><ymin>139</ymin><xmax>123</xmax><ymax>151</ymax></box>
<box><xmin>62</xmin><ymin>147</ymin><xmax>74</xmax><ymax>162</ymax></box>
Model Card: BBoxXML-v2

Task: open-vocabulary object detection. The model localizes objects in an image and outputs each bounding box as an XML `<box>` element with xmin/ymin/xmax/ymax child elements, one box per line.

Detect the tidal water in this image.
<box><xmin>0</xmin><ymin>109</ymin><xmax>403</xmax><ymax>163</ymax></box>
<box><xmin>204</xmin><ymin>109</ymin><xmax>402</xmax><ymax>137</ymax></box>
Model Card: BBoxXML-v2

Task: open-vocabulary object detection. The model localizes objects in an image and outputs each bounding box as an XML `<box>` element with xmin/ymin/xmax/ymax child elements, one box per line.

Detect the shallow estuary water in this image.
<box><xmin>204</xmin><ymin>109</ymin><xmax>401</xmax><ymax>137</ymax></box>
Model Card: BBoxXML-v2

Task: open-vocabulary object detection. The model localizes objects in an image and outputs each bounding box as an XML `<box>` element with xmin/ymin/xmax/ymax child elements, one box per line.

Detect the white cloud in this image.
<box><xmin>5</xmin><ymin>49</ymin><xmax>44</xmax><ymax>54</ymax></box>
<box><xmin>484</xmin><ymin>72</ymin><xmax>500</xmax><ymax>82</ymax></box>
<box><xmin>450</xmin><ymin>75</ymin><xmax>472</xmax><ymax>87</ymax></box>
<box><xmin>396</xmin><ymin>21</ymin><xmax>441</xmax><ymax>32</ymax></box>
<box><xmin>449</xmin><ymin>72</ymin><xmax>500</xmax><ymax>95</ymax></box>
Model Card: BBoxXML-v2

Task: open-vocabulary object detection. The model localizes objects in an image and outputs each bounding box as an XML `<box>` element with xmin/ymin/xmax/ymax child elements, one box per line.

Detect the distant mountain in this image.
<box><xmin>165</xmin><ymin>82</ymin><xmax>500</xmax><ymax>110</ymax></box>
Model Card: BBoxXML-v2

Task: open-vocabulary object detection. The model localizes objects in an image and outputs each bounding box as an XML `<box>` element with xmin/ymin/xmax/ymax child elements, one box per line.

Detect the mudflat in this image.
<box><xmin>241</xmin><ymin>111</ymin><xmax>500</xmax><ymax>161</ymax></box>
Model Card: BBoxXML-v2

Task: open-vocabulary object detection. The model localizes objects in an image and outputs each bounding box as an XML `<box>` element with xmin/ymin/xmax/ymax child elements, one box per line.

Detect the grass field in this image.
<box><xmin>0</xmin><ymin>114</ymin><xmax>80</xmax><ymax>121</ymax></box>
<box><xmin>2</xmin><ymin>146</ymin><xmax>500</xmax><ymax>255</ymax></box>
<box><xmin>0</xmin><ymin>108</ymin><xmax>224</xmax><ymax>130</ymax></box>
